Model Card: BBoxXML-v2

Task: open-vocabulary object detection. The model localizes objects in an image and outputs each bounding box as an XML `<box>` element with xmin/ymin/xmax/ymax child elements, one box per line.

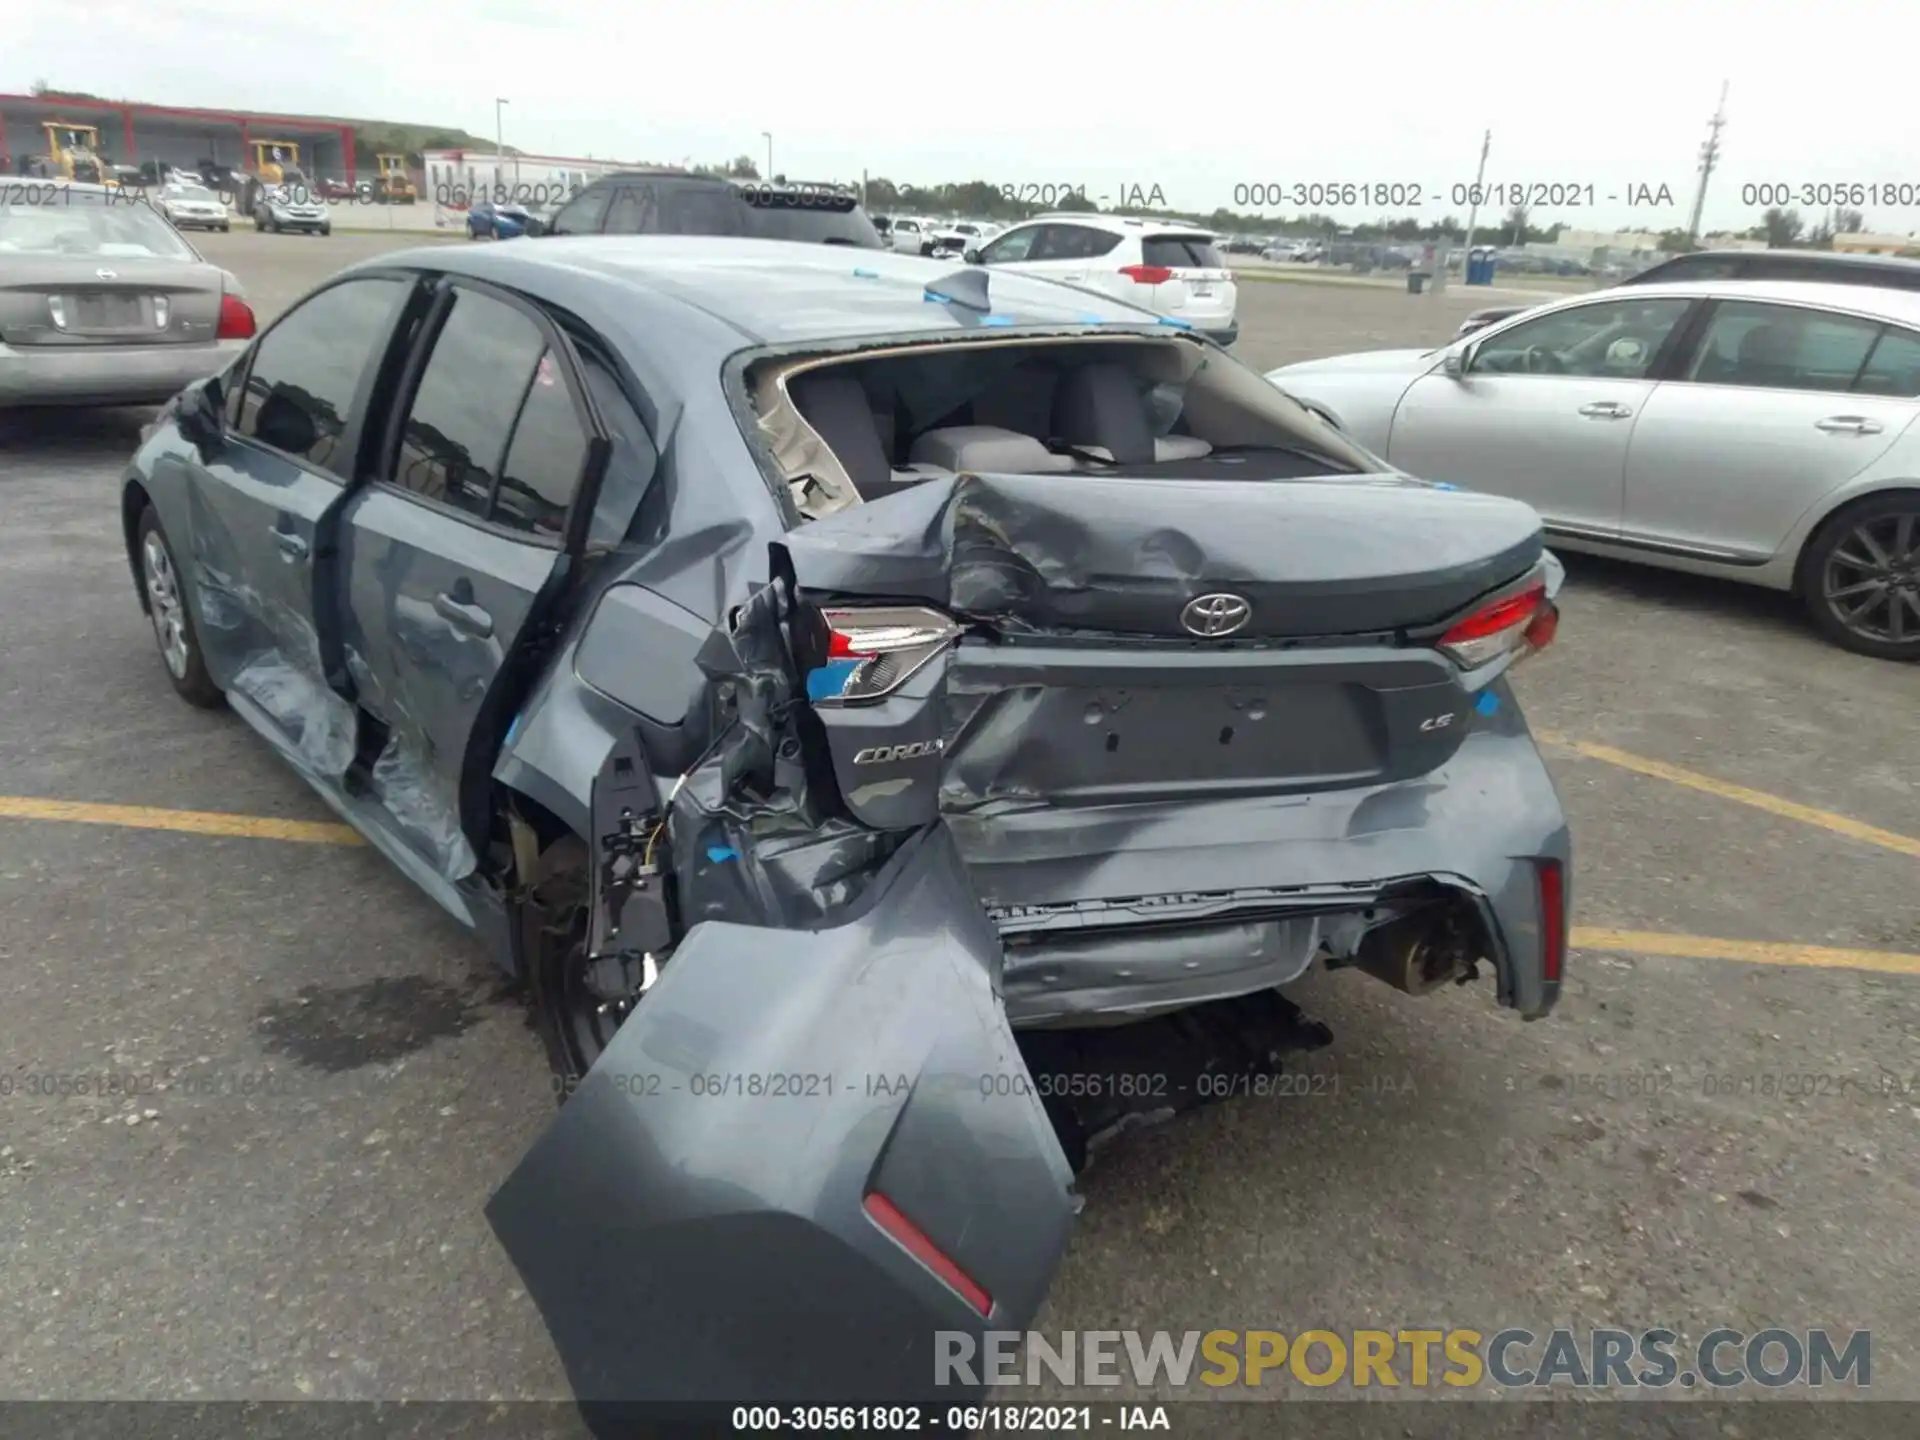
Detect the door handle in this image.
<box><xmin>1816</xmin><ymin>415</ymin><xmax>1883</xmax><ymax>434</ymax></box>
<box><xmin>270</xmin><ymin>527</ymin><xmax>308</xmax><ymax>561</ymax></box>
<box><xmin>434</xmin><ymin>590</ymin><xmax>495</xmax><ymax>638</ymax></box>
<box><xmin>1578</xmin><ymin>401</ymin><xmax>1633</xmax><ymax>419</ymax></box>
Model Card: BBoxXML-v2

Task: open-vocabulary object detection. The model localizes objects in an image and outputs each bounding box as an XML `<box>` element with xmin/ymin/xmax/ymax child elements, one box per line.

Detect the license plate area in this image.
<box><xmin>61</xmin><ymin>292</ymin><xmax>150</xmax><ymax>333</ymax></box>
<box><xmin>951</xmin><ymin>682</ymin><xmax>1382</xmax><ymax>804</ymax></box>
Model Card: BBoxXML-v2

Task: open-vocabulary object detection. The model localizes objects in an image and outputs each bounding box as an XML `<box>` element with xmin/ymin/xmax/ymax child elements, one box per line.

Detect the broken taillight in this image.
<box><xmin>1437</xmin><ymin>579</ymin><xmax>1556</xmax><ymax>670</ymax></box>
<box><xmin>863</xmin><ymin>1191</ymin><xmax>993</xmax><ymax>1317</ymax></box>
<box><xmin>807</xmin><ymin>605</ymin><xmax>961</xmax><ymax>705</ymax></box>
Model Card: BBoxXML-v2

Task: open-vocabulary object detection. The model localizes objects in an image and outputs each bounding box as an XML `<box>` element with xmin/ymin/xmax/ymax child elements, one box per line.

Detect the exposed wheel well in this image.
<box><xmin>121</xmin><ymin>481</ymin><xmax>154</xmax><ymax>613</ymax></box>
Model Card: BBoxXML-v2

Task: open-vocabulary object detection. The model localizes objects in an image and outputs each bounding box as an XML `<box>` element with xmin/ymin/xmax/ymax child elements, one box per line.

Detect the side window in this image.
<box><xmin>495</xmin><ymin>351</ymin><xmax>589</xmax><ymax>536</ymax></box>
<box><xmin>550</xmin><ymin>186</ymin><xmax>611</xmax><ymax>235</ymax></box>
<box><xmin>602</xmin><ymin>185</ymin><xmax>647</xmax><ymax>234</ymax></box>
<box><xmin>1470</xmin><ymin>297</ymin><xmax>1692</xmax><ymax>379</ymax></box>
<box><xmin>1031</xmin><ymin>225</ymin><xmax>1108</xmax><ymax>261</ymax></box>
<box><xmin>1855</xmin><ymin>326</ymin><xmax>1920</xmax><ymax>398</ymax></box>
<box><xmin>579</xmin><ymin>352</ymin><xmax>660</xmax><ymax>548</ymax></box>
<box><xmin>1639</xmin><ymin>253</ymin><xmax>1745</xmax><ymax>283</ymax></box>
<box><xmin>393</xmin><ymin>289</ymin><xmax>549</xmax><ymax>521</ymax></box>
<box><xmin>978</xmin><ymin>225</ymin><xmax>1040</xmax><ymax>264</ymax></box>
<box><xmin>235</xmin><ymin>276</ymin><xmax>407</xmax><ymax>478</ymax></box>
<box><xmin>1683</xmin><ymin>301</ymin><xmax>1881</xmax><ymax>392</ymax></box>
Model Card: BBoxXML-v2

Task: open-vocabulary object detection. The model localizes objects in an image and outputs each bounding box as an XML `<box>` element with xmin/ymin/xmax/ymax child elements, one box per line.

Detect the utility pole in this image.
<box><xmin>1685</xmin><ymin>81</ymin><xmax>1728</xmax><ymax>247</ymax></box>
<box><xmin>761</xmin><ymin>131</ymin><xmax>773</xmax><ymax>181</ymax></box>
<box><xmin>1460</xmin><ymin>129</ymin><xmax>1492</xmax><ymax>263</ymax></box>
<box><xmin>494</xmin><ymin>98</ymin><xmax>509</xmax><ymax>192</ymax></box>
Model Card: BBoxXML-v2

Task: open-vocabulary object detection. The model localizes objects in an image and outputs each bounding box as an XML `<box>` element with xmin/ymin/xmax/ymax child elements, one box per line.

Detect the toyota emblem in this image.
<box><xmin>95</xmin><ymin>268</ymin><xmax>118</xmax><ymax>280</ymax></box>
<box><xmin>1180</xmin><ymin>593</ymin><xmax>1252</xmax><ymax>638</ymax></box>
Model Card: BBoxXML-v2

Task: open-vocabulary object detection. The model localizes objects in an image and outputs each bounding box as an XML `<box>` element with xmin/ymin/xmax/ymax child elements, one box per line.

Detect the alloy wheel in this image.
<box><xmin>141</xmin><ymin>532</ymin><xmax>191</xmax><ymax>679</ymax></box>
<box><xmin>1821</xmin><ymin>510</ymin><xmax>1920</xmax><ymax>645</ymax></box>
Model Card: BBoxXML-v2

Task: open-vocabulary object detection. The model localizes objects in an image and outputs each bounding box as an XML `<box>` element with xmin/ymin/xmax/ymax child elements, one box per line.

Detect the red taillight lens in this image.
<box><xmin>1118</xmin><ymin>264</ymin><xmax>1173</xmax><ymax>285</ymax></box>
<box><xmin>1536</xmin><ymin>857</ymin><xmax>1567</xmax><ymax>983</ymax></box>
<box><xmin>808</xmin><ymin>605</ymin><xmax>962</xmax><ymax>704</ymax></box>
<box><xmin>216</xmin><ymin>293</ymin><xmax>256</xmax><ymax>340</ymax></box>
<box><xmin>863</xmin><ymin>1191</ymin><xmax>993</xmax><ymax>1317</ymax></box>
<box><xmin>1438</xmin><ymin>580</ymin><xmax>1550</xmax><ymax>669</ymax></box>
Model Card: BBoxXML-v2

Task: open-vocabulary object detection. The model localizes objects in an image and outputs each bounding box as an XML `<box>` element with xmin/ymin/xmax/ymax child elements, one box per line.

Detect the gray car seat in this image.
<box><xmin>1051</xmin><ymin>362</ymin><xmax>1212</xmax><ymax>464</ymax></box>
<box><xmin>789</xmin><ymin>372</ymin><xmax>920</xmax><ymax>500</ymax></box>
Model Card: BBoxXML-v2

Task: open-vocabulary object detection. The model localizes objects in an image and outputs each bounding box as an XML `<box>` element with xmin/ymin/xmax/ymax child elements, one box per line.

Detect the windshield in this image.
<box><xmin>0</xmin><ymin>191</ymin><xmax>199</xmax><ymax>261</ymax></box>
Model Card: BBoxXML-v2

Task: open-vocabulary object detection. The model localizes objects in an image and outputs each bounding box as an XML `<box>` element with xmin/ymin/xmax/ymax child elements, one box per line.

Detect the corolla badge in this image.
<box><xmin>1180</xmin><ymin>592</ymin><xmax>1252</xmax><ymax>638</ymax></box>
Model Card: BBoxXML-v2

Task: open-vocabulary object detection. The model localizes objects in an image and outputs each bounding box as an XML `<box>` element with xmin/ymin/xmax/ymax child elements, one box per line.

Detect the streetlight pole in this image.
<box><xmin>1460</xmin><ymin>129</ymin><xmax>1491</xmax><ymax>261</ymax></box>
<box><xmin>495</xmin><ymin>98</ymin><xmax>509</xmax><ymax>193</ymax></box>
<box><xmin>761</xmin><ymin>131</ymin><xmax>773</xmax><ymax>181</ymax></box>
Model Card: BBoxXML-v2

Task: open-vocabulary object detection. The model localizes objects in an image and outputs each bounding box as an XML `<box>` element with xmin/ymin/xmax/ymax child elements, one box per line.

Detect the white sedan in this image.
<box><xmin>1269</xmin><ymin>278</ymin><xmax>1920</xmax><ymax>659</ymax></box>
<box><xmin>158</xmin><ymin>183</ymin><xmax>231</xmax><ymax>232</ymax></box>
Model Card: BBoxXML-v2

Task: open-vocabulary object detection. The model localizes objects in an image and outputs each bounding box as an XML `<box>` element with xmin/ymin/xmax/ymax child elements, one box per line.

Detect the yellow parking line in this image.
<box><xmin>0</xmin><ymin>795</ymin><xmax>362</xmax><ymax>846</ymax></box>
<box><xmin>3</xmin><ymin>792</ymin><xmax>1917</xmax><ymax>977</ymax></box>
<box><xmin>1575</xmin><ymin>927</ymin><xmax>1920</xmax><ymax>977</ymax></box>
<box><xmin>1536</xmin><ymin>731</ymin><xmax>1920</xmax><ymax>861</ymax></box>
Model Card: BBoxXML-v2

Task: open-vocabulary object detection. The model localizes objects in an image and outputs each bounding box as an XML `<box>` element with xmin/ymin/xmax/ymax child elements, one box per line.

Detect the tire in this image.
<box><xmin>135</xmin><ymin>506</ymin><xmax>224</xmax><ymax>708</ymax></box>
<box><xmin>319</xmin><ymin>225</ymin><xmax>331</xmax><ymax>237</ymax></box>
<box><xmin>1799</xmin><ymin>492</ymin><xmax>1920</xmax><ymax>661</ymax></box>
<box><xmin>520</xmin><ymin>835</ymin><xmax>612</xmax><ymax>1098</ymax></box>
<box><xmin>220</xmin><ymin>223</ymin><xmax>230</xmax><ymax>232</ymax></box>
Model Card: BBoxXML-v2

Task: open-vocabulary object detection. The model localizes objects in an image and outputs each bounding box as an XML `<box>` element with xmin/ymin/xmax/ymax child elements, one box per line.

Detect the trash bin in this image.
<box><xmin>1407</xmin><ymin>271</ymin><xmax>1428</xmax><ymax>295</ymax></box>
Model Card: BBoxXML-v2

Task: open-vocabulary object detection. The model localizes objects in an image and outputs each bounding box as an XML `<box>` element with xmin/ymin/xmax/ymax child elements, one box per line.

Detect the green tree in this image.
<box><xmin>1759</xmin><ymin>207</ymin><xmax>1804</xmax><ymax>248</ymax></box>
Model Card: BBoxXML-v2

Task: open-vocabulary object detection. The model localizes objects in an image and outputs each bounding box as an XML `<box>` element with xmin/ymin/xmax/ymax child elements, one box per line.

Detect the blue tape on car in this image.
<box><xmin>853</xmin><ymin>268</ymin><xmax>880</xmax><ymax>279</ymax></box>
<box><xmin>503</xmin><ymin>712</ymin><xmax>524</xmax><ymax>748</ymax></box>
<box><xmin>706</xmin><ymin>845</ymin><xmax>739</xmax><ymax>864</ymax></box>
<box><xmin>1156</xmin><ymin>315</ymin><xmax>1194</xmax><ymax>330</ymax></box>
<box><xmin>806</xmin><ymin>659</ymin><xmax>860</xmax><ymax>702</ymax></box>
<box><xmin>925</xmin><ymin>291</ymin><xmax>952</xmax><ymax>304</ymax></box>
<box><xmin>1079</xmin><ymin>313</ymin><xmax>1109</xmax><ymax>325</ymax></box>
<box><xmin>980</xmin><ymin>314</ymin><xmax>1014</xmax><ymax>326</ymax></box>
<box><xmin>1434</xmin><ymin>482</ymin><xmax>1461</xmax><ymax>491</ymax></box>
<box><xmin>1475</xmin><ymin>691</ymin><xmax>1501</xmax><ymax>716</ymax></box>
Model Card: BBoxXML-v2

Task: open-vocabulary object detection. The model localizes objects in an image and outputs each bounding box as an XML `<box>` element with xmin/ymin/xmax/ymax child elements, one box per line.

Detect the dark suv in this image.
<box><xmin>1456</xmin><ymin>248</ymin><xmax>1920</xmax><ymax>339</ymax></box>
<box><xmin>531</xmin><ymin>170</ymin><xmax>883</xmax><ymax>247</ymax></box>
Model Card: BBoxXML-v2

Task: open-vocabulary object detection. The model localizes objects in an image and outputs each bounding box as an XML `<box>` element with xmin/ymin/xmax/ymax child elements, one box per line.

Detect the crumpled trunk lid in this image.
<box><xmin>782</xmin><ymin>470</ymin><xmax>1542</xmax><ymax>638</ymax></box>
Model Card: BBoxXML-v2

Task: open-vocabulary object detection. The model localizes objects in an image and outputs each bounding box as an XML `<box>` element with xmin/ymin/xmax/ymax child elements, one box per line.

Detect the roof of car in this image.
<box><xmin>1021</xmin><ymin>212</ymin><xmax>1216</xmax><ymax>236</ymax></box>
<box><xmin>1544</xmin><ymin>278</ymin><xmax>1920</xmax><ymax>327</ymax></box>
<box><xmin>368</xmin><ymin>236</ymin><xmax>1169</xmax><ymax>344</ymax></box>
<box><xmin>1648</xmin><ymin>248</ymin><xmax>1920</xmax><ymax>273</ymax></box>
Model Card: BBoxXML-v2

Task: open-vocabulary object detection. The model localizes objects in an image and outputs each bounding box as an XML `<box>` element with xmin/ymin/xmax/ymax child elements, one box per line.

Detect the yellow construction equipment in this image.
<box><xmin>40</xmin><ymin>121</ymin><xmax>107</xmax><ymax>183</ymax></box>
<box><xmin>374</xmin><ymin>153</ymin><xmax>418</xmax><ymax>204</ymax></box>
<box><xmin>250</xmin><ymin>140</ymin><xmax>304</xmax><ymax>186</ymax></box>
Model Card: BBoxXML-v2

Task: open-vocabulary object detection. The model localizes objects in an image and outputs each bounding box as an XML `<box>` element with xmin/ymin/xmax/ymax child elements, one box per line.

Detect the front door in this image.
<box><xmin>333</xmin><ymin>279</ymin><xmax>599</xmax><ymax>880</ymax></box>
<box><xmin>185</xmin><ymin>275</ymin><xmax>415</xmax><ymax>773</ymax></box>
<box><xmin>1623</xmin><ymin>299</ymin><xmax>1920</xmax><ymax>560</ymax></box>
<box><xmin>1388</xmin><ymin>295</ymin><xmax>1697</xmax><ymax>536</ymax></box>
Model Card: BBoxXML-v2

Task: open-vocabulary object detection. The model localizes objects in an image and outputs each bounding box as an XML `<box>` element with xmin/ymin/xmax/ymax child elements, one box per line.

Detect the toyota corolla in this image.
<box><xmin>118</xmin><ymin>237</ymin><xmax>1571</xmax><ymax>1412</ymax></box>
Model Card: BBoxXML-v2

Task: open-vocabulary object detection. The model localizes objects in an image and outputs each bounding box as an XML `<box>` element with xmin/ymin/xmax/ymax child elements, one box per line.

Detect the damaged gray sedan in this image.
<box><xmin>119</xmin><ymin>237</ymin><xmax>1570</xmax><ymax>1410</ymax></box>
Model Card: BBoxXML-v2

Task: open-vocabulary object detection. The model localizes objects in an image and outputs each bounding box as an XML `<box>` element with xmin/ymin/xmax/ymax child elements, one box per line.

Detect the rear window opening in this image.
<box><xmin>743</xmin><ymin>335</ymin><xmax>1381</xmax><ymax>519</ymax></box>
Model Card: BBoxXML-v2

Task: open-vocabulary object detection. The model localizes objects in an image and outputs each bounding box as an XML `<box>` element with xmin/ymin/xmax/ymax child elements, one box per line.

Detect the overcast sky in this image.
<box><xmin>12</xmin><ymin>0</ymin><xmax>1919</xmax><ymax>233</ymax></box>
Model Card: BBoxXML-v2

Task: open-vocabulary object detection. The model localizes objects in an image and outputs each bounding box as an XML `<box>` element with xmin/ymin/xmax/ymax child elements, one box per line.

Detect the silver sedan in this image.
<box><xmin>0</xmin><ymin>181</ymin><xmax>254</xmax><ymax>409</ymax></box>
<box><xmin>1270</xmin><ymin>279</ymin><xmax>1920</xmax><ymax>660</ymax></box>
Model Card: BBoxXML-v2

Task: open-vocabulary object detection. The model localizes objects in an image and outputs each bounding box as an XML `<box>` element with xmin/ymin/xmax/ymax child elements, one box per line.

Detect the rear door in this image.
<box><xmin>184</xmin><ymin>275</ymin><xmax>417</xmax><ymax>769</ymax></box>
<box><xmin>544</xmin><ymin>184</ymin><xmax>613</xmax><ymax>235</ymax></box>
<box><xmin>332</xmin><ymin>277</ymin><xmax>607</xmax><ymax>881</ymax></box>
<box><xmin>1389</xmin><ymin>294</ymin><xmax>1698</xmax><ymax>536</ymax></box>
<box><xmin>1623</xmin><ymin>299</ymin><xmax>1920</xmax><ymax>559</ymax></box>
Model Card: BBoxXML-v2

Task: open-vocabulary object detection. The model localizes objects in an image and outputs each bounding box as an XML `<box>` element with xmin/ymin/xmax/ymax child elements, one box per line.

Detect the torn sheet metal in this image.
<box><xmin>777</xmin><ymin>470</ymin><xmax>1544</xmax><ymax>638</ymax></box>
<box><xmin>368</xmin><ymin>726</ymin><xmax>478</xmax><ymax>881</ymax></box>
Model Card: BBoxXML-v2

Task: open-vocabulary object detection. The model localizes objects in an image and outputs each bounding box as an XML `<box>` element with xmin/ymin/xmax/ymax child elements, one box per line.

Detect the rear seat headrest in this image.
<box><xmin>909</xmin><ymin>425</ymin><xmax>1076</xmax><ymax>474</ymax></box>
<box><xmin>789</xmin><ymin>372</ymin><xmax>892</xmax><ymax>499</ymax></box>
<box><xmin>1051</xmin><ymin>363</ymin><xmax>1156</xmax><ymax>465</ymax></box>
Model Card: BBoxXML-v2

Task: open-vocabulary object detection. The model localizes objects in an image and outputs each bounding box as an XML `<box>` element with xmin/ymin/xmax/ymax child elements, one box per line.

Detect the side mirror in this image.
<box><xmin>1442</xmin><ymin>347</ymin><xmax>1468</xmax><ymax>379</ymax></box>
<box><xmin>524</xmin><ymin>214</ymin><xmax>549</xmax><ymax>237</ymax></box>
<box><xmin>963</xmin><ymin>247</ymin><xmax>982</xmax><ymax>265</ymax></box>
<box><xmin>177</xmin><ymin>376</ymin><xmax>224</xmax><ymax>446</ymax></box>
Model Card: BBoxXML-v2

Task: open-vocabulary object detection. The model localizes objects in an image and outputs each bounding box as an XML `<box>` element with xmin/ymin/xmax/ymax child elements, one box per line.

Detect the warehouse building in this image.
<box><xmin>0</xmin><ymin>91</ymin><xmax>361</xmax><ymax>187</ymax></box>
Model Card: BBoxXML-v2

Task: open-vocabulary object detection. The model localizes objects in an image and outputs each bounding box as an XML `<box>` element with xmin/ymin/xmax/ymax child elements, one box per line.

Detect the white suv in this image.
<box><xmin>966</xmin><ymin>214</ymin><xmax>1238</xmax><ymax>345</ymax></box>
<box><xmin>885</xmin><ymin>216</ymin><xmax>931</xmax><ymax>254</ymax></box>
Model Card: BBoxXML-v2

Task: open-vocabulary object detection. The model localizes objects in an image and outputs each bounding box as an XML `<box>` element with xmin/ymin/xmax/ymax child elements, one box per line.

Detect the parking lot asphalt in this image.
<box><xmin>2</xmin><ymin>232</ymin><xmax>1917</xmax><ymax>1417</ymax></box>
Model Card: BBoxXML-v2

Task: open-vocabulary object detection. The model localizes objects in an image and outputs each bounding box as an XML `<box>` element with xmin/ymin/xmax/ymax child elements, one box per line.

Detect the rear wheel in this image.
<box><xmin>136</xmin><ymin>506</ymin><xmax>224</xmax><ymax>708</ymax></box>
<box><xmin>1800</xmin><ymin>492</ymin><xmax>1920</xmax><ymax>660</ymax></box>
